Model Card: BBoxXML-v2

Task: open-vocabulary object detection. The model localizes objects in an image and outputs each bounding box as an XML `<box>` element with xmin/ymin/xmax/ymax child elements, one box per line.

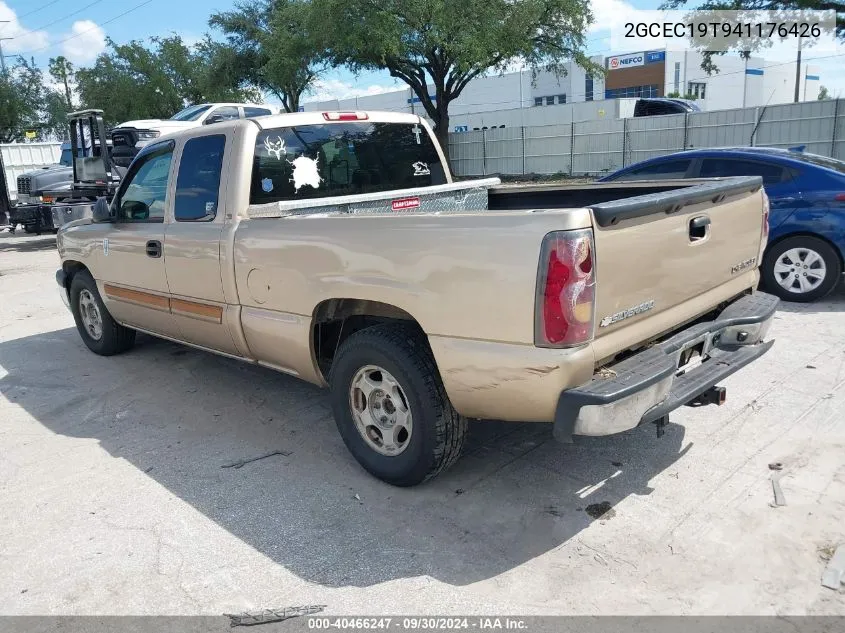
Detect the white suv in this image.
<box><xmin>111</xmin><ymin>103</ymin><xmax>281</xmax><ymax>167</ymax></box>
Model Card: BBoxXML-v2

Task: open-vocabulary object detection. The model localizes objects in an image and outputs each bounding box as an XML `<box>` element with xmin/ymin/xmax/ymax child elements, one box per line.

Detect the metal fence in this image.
<box><xmin>448</xmin><ymin>99</ymin><xmax>845</xmax><ymax>178</ymax></box>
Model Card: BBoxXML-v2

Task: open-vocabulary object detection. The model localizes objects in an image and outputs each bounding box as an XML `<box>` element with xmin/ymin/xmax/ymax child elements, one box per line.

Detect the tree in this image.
<box><xmin>314</xmin><ymin>0</ymin><xmax>598</xmax><ymax>157</ymax></box>
<box><xmin>818</xmin><ymin>85</ymin><xmax>830</xmax><ymax>100</ymax></box>
<box><xmin>75</xmin><ymin>35</ymin><xmax>257</xmax><ymax>126</ymax></box>
<box><xmin>209</xmin><ymin>0</ymin><xmax>326</xmax><ymax>113</ymax></box>
<box><xmin>49</xmin><ymin>56</ymin><xmax>74</xmax><ymax>108</ymax></box>
<box><xmin>667</xmin><ymin>91</ymin><xmax>699</xmax><ymax>99</ymax></box>
<box><xmin>0</xmin><ymin>57</ymin><xmax>44</xmax><ymax>142</ymax></box>
<box><xmin>660</xmin><ymin>1</ymin><xmax>844</xmax><ymax>73</ymax></box>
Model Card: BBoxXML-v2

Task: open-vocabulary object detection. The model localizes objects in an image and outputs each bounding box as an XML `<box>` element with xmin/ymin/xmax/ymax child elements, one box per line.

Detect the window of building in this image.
<box><xmin>585</xmin><ymin>74</ymin><xmax>594</xmax><ymax>101</ymax></box>
<box><xmin>604</xmin><ymin>85</ymin><xmax>660</xmax><ymax>99</ymax></box>
<box><xmin>545</xmin><ymin>96</ymin><xmax>555</xmax><ymax>105</ymax></box>
<box><xmin>688</xmin><ymin>82</ymin><xmax>706</xmax><ymax>99</ymax></box>
<box><xmin>558</xmin><ymin>94</ymin><xmax>567</xmax><ymax>104</ymax></box>
<box><xmin>674</xmin><ymin>62</ymin><xmax>681</xmax><ymax>94</ymax></box>
<box><xmin>534</xmin><ymin>97</ymin><xmax>543</xmax><ymax>107</ymax></box>
<box><xmin>175</xmin><ymin>135</ymin><xmax>226</xmax><ymax>221</ymax></box>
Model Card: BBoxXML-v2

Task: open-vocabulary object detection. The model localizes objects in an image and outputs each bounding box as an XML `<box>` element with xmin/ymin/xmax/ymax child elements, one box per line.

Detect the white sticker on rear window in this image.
<box><xmin>288</xmin><ymin>156</ymin><xmax>322</xmax><ymax>192</ymax></box>
<box><xmin>412</xmin><ymin>124</ymin><xmax>422</xmax><ymax>144</ymax></box>
<box><xmin>412</xmin><ymin>161</ymin><xmax>430</xmax><ymax>176</ymax></box>
<box><xmin>263</xmin><ymin>136</ymin><xmax>286</xmax><ymax>160</ymax></box>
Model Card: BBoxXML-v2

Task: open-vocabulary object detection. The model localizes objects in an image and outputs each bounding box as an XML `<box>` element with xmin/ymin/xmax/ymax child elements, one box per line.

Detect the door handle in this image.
<box><xmin>689</xmin><ymin>215</ymin><xmax>710</xmax><ymax>241</ymax></box>
<box><xmin>146</xmin><ymin>240</ymin><xmax>162</xmax><ymax>258</ymax></box>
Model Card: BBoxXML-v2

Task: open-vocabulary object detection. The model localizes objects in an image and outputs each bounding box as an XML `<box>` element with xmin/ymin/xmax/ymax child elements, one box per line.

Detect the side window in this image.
<box><xmin>114</xmin><ymin>143</ymin><xmax>174</xmax><ymax>222</ymax></box>
<box><xmin>699</xmin><ymin>159</ymin><xmax>786</xmax><ymax>185</ymax></box>
<box><xmin>205</xmin><ymin>106</ymin><xmax>240</xmax><ymax>124</ymax></box>
<box><xmin>175</xmin><ymin>135</ymin><xmax>226</xmax><ymax>222</ymax></box>
<box><xmin>244</xmin><ymin>107</ymin><xmax>272</xmax><ymax>118</ymax></box>
<box><xmin>613</xmin><ymin>159</ymin><xmax>692</xmax><ymax>181</ymax></box>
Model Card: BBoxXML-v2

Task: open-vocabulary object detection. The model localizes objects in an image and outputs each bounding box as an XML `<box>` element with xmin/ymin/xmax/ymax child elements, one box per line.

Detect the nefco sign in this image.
<box><xmin>607</xmin><ymin>52</ymin><xmax>645</xmax><ymax>69</ymax></box>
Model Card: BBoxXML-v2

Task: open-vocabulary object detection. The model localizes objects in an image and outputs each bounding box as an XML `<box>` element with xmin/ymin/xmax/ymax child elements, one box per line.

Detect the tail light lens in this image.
<box><xmin>758</xmin><ymin>190</ymin><xmax>770</xmax><ymax>263</ymax></box>
<box><xmin>535</xmin><ymin>229</ymin><xmax>596</xmax><ymax>347</ymax></box>
<box><xmin>834</xmin><ymin>193</ymin><xmax>845</xmax><ymax>202</ymax></box>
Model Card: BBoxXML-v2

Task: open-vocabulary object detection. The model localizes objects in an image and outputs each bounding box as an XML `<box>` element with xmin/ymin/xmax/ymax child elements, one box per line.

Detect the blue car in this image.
<box><xmin>600</xmin><ymin>147</ymin><xmax>845</xmax><ymax>302</ymax></box>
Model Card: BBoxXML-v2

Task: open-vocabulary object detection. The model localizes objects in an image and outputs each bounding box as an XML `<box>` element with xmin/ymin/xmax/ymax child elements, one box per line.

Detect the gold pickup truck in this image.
<box><xmin>56</xmin><ymin>111</ymin><xmax>777</xmax><ymax>486</ymax></box>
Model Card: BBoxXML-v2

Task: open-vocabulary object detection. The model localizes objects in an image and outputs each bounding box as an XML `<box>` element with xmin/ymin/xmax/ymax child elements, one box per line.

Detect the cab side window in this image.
<box><xmin>611</xmin><ymin>159</ymin><xmax>692</xmax><ymax>181</ymax></box>
<box><xmin>699</xmin><ymin>159</ymin><xmax>787</xmax><ymax>185</ymax></box>
<box><xmin>243</xmin><ymin>107</ymin><xmax>272</xmax><ymax>118</ymax></box>
<box><xmin>174</xmin><ymin>135</ymin><xmax>226</xmax><ymax>221</ymax></box>
<box><xmin>114</xmin><ymin>143</ymin><xmax>174</xmax><ymax>222</ymax></box>
<box><xmin>205</xmin><ymin>106</ymin><xmax>240</xmax><ymax>125</ymax></box>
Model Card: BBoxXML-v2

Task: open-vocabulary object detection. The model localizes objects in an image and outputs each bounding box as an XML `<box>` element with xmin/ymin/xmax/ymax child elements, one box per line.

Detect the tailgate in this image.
<box><xmin>589</xmin><ymin>177</ymin><xmax>765</xmax><ymax>346</ymax></box>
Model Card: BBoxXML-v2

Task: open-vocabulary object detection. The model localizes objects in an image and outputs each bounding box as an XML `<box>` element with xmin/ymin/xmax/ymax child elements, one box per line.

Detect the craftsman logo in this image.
<box><xmin>600</xmin><ymin>299</ymin><xmax>655</xmax><ymax>328</ymax></box>
<box><xmin>731</xmin><ymin>257</ymin><xmax>756</xmax><ymax>274</ymax></box>
<box><xmin>392</xmin><ymin>197</ymin><xmax>420</xmax><ymax>211</ymax></box>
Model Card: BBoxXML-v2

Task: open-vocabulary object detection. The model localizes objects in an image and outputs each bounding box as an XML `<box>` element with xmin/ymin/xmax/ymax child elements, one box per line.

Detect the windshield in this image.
<box><xmin>790</xmin><ymin>152</ymin><xmax>845</xmax><ymax>175</ymax></box>
<box><xmin>169</xmin><ymin>104</ymin><xmax>213</xmax><ymax>122</ymax></box>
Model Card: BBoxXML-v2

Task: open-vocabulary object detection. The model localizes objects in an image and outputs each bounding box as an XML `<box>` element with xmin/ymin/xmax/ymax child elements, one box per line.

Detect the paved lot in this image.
<box><xmin>1</xmin><ymin>232</ymin><xmax>844</xmax><ymax>615</ymax></box>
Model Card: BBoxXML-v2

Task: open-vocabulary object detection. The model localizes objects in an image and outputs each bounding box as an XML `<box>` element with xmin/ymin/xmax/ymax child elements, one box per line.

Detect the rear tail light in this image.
<box><xmin>834</xmin><ymin>193</ymin><xmax>845</xmax><ymax>202</ymax></box>
<box><xmin>322</xmin><ymin>112</ymin><xmax>368</xmax><ymax>121</ymax></box>
<box><xmin>535</xmin><ymin>229</ymin><xmax>596</xmax><ymax>347</ymax></box>
<box><xmin>758</xmin><ymin>190</ymin><xmax>770</xmax><ymax>263</ymax></box>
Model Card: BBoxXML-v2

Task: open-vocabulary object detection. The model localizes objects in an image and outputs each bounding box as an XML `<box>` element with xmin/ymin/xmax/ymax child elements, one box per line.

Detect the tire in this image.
<box><xmin>329</xmin><ymin>323</ymin><xmax>467</xmax><ymax>486</ymax></box>
<box><xmin>70</xmin><ymin>270</ymin><xmax>136</xmax><ymax>355</ymax></box>
<box><xmin>762</xmin><ymin>236</ymin><xmax>842</xmax><ymax>303</ymax></box>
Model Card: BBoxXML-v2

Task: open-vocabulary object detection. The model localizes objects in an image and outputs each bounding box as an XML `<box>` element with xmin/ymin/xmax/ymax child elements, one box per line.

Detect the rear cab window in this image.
<box><xmin>250</xmin><ymin>121</ymin><xmax>447</xmax><ymax>204</ymax></box>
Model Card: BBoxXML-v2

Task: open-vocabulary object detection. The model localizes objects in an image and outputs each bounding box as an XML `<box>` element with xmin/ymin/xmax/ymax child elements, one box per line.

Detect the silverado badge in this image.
<box><xmin>731</xmin><ymin>257</ymin><xmax>756</xmax><ymax>274</ymax></box>
<box><xmin>600</xmin><ymin>299</ymin><xmax>655</xmax><ymax>328</ymax></box>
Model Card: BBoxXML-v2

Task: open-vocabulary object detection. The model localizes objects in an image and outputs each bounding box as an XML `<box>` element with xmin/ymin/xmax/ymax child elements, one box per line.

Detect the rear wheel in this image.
<box><xmin>70</xmin><ymin>270</ymin><xmax>136</xmax><ymax>355</ymax></box>
<box><xmin>329</xmin><ymin>323</ymin><xmax>467</xmax><ymax>486</ymax></box>
<box><xmin>762</xmin><ymin>236</ymin><xmax>842</xmax><ymax>302</ymax></box>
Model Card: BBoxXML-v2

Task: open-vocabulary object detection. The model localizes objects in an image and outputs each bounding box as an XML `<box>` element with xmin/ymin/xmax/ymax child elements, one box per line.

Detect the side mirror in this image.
<box><xmin>121</xmin><ymin>199</ymin><xmax>150</xmax><ymax>220</ymax></box>
<box><xmin>92</xmin><ymin>197</ymin><xmax>113</xmax><ymax>222</ymax></box>
<box><xmin>204</xmin><ymin>114</ymin><xmax>224</xmax><ymax>125</ymax></box>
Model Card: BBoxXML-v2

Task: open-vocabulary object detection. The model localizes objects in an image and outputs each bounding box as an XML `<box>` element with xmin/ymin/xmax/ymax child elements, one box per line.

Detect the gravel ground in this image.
<box><xmin>1</xmin><ymin>232</ymin><xmax>844</xmax><ymax>616</ymax></box>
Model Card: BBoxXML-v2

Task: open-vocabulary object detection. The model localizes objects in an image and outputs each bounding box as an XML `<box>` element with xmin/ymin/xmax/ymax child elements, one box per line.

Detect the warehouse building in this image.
<box><xmin>303</xmin><ymin>48</ymin><xmax>820</xmax><ymax>129</ymax></box>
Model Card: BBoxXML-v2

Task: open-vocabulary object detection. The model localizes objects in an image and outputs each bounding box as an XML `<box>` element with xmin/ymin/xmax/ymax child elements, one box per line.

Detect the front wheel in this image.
<box><xmin>762</xmin><ymin>236</ymin><xmax>842</xmax><ymax>303</ymax></box>
<box><xmin>70</xmin><ymin>270</ymin><xmax>136</xmax><ymax>355</ymax></box>
<box><xmin>329</xmin><ymin>323</ymin><xmax>467</xmax><ymax>486</ymax></box>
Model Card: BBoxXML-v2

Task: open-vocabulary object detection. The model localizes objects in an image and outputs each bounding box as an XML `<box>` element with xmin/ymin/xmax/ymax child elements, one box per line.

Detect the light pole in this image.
<box><xmin>0</xmin><ymin>20</ymin><xmax>9</xmax><ymax>74</ymax></box>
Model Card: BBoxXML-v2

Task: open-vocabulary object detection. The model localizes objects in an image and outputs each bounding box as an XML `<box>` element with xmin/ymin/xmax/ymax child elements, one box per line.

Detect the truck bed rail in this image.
<box><xmin>247</xmin><ymin>178</ymin><xmax>500</xmax><ymax>219</ymax></box>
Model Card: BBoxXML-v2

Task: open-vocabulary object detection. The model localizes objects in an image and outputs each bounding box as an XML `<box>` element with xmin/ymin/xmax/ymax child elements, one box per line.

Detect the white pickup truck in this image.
<box><xmin>57</xmin><ymin>111</ymin><xmax>777</xmax><ymax>486</ymax></box>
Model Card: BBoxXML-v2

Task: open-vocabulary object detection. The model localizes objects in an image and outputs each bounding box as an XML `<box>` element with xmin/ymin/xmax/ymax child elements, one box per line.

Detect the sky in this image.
<box><xmin>2</xmin><ymin>0</ymin><xmax>844</xmax><ymax>103</ymax></box>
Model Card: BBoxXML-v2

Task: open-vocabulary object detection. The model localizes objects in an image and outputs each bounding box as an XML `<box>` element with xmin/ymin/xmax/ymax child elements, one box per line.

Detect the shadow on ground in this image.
<box><xmin>1</xmin><ymin>327</ymin><xmax>691</xmax><ymax>587</ymax></box>
<box><xmin>773</xmin><ymin>277</ymin><xmax>845</xmax><ymax>315</ymax></box>
<box><xmin>0</xmin><ymin>234</ymin><xmax>57</xmax><ymax>253</ymax></box>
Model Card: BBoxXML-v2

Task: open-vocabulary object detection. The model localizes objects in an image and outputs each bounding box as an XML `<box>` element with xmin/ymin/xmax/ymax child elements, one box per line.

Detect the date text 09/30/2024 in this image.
<box><xmin>307</xmin><ymin>617</ymin><xmax>528</xmax><ymax>630</ymax></box>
